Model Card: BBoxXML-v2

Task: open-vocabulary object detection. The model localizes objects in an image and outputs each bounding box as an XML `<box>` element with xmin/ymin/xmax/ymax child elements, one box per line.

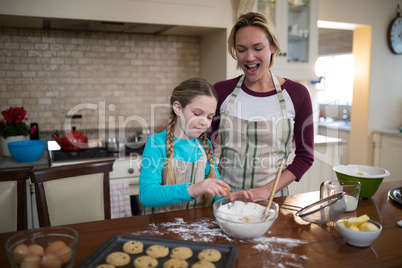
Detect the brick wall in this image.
<box><xmin>0</xmin><ymin>28</ymin><xmax>200</xmax><ymax>138</ymax></box>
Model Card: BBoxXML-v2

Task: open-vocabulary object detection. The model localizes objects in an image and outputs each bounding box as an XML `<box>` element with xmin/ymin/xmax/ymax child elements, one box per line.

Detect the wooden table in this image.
<box><xmin>1</xmin><ymin>181</ymin><xmax>401</xmax><ymax>267</ymax></box>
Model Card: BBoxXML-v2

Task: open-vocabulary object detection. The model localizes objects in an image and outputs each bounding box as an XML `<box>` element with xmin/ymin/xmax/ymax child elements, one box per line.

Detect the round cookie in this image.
<box><xmin>96</xmin><ymin>265</ymin><xmax>116</xmax><ymax>268</ymax></box>
<box><xmin>170</xmin><ymin>247</ymin><xmax>193</xmax><ymax>260</ymax></box>
<box><xmin>163</xmin><ymin>258</ymin><xmax>188</xmax><ymax>268</ymax></box>
<box><xmin>105</xmin><ymin>251</ymin><xmax>130</xmax><ymax>267</ymax></box>
<box><xmin>197</xmin><ymin>249</ymin><xmax>221</xmax><ymax>262</ymax></box>
<box><xmin>146</xmin><ymin>244</ymin><xmax>169</xmax><ymax>258</ymax></box>
<box><xmin>123</xmin><ymin>240</ymin><xmax>144</xmax><ymax>254</ymax></box>
<box><xmin>191</xmin><ymin>260</ymin><xmax>215</xmax><ymax>268</ymax></box>
<box><xmin>133</xmin><ymin>255</ymin><xmax>158</xmax><ymax>268</ymax></box>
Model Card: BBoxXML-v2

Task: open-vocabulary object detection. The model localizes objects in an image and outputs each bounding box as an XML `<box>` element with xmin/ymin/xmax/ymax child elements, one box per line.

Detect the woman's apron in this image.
<box><xmin>143</xmin><ymin>139</ymin><xmax>208</xmax><ymax>214</ymax></box>
<box><xmin>218</xmin><ymin>70</ymin><xmax>293</xmax><ymax>197</ymax></box>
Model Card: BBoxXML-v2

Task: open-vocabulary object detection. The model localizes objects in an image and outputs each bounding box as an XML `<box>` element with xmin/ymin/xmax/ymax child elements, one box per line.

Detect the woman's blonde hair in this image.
<box><xmin>228</xmin><ymin>12</ymin><xmax>281</xmax><ymax>69</ymax></box>
<box><xmin>162</xmin><ymin>78</ymin><xmax>218</xmax><ymax>207</ymax></box>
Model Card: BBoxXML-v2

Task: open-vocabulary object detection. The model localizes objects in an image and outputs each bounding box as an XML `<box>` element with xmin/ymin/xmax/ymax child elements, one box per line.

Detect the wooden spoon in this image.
<box><xmin>263</xmin><ymin>159</ymin><xmax>286</xmax><ymax>216</ymax></box>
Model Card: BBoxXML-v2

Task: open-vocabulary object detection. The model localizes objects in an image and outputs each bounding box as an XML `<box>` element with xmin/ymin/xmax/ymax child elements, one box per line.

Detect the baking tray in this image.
<box><xmin>77</xmin><ymin>235</ymin><xmax>238</xmax><ymax>268</ymax></box>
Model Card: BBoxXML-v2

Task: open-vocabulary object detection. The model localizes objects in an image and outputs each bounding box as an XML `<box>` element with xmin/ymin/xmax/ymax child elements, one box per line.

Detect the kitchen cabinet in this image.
<box><xmin>109</xmin><ymin>158</ymin><xmax>142</xmax><ymax>196</ymax></box>
<box><xmin>373</xmin><ymin>130</ymin><xmax>402</xmax><ymax>182</ymax></box>
<box><xmin>318</xmin><ymin>121</ymin><xmax>350</xmax><ymax>164</ymax></box>
<box><xmin>257</xmin><ymin>0</ymin><xmax>318</xmax><ymax>80</ymax></box>
<box><xmin>288</xmin><ymin>135</ymin><xmax>345</xmax><ymax>195</ymax></box>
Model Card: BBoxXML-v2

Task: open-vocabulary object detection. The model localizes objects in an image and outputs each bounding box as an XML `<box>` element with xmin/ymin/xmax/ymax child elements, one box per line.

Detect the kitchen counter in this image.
<box><xmin>0</xmin><ymin>151</ymin><xmax>49</xmax><ymax>169</ymax></box>
<box><xmin>0</xmin><ymin>180</ymin><xmax>400</xmax><ymax>267</ymax></box>
<box><xmin>373</xmin><ymin>129</ymin><xmax>402</xmax><ymax>138</ymax></box>
<box><xmin>318</xmin><ymin>120</ymin><xmax>351</xmax><ymax>131</ymax></box>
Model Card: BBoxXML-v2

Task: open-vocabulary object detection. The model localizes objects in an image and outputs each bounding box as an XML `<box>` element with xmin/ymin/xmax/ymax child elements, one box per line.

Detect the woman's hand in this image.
<box><xmin>187</xmin><ymin>178</ymin><xmax>230</xmax><ymax>199</ymax></box>
<box><xmin>227</xmin><ymin>190</ymin><xmax>255</xmax><ymax>202</ymax></box>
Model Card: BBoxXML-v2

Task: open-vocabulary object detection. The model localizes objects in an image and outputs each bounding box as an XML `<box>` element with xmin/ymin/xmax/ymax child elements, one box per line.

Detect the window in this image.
<box><xmin>315</xmin><ymin>53</ymin><xmax>354</xmax><ymax>105</ymax></box>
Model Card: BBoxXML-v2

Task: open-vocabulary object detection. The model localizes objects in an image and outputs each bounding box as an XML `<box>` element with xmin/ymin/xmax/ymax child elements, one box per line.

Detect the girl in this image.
<box><xmin>139</xmin><ymin>78</ymin><xmax>247</xmax><ymax>214</ymax></box>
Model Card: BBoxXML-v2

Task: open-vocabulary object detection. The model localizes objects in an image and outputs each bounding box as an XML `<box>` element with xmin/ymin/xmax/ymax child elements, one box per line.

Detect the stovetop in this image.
<box><xmin>48</xmin><ymin>141</ymin><xmax>145</xmax><ymax>166</ymax></box>
<box><xmin>51</xmin><ymin>147</ymin><xmax>119</xmax><ymax>162</ymax></box>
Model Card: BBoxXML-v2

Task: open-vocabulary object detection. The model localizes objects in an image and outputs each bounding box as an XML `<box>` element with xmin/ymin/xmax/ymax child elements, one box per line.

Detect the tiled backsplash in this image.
<box><xmin>0</xmin><ymin>28</ymin><xmax>201</xmax><ymax>135</ymax></box>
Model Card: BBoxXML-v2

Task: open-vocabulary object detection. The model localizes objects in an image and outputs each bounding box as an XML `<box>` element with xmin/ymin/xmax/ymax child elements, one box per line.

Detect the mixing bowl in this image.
<box><xmin>333</xmin><ymin>164</ymin><xmax>390</xmax><ymax>199</ymax></box>
<box><xmin>5</xmin><ymin>226</ymin><xmax>79</xmax><ymax>268</ymax></box>
<box><xmin>8</xmin><ymin>140</ymin><xmax>46</xmax><ymax>162</ymax></box>
<box><xmin>213</xmin><ymin>196</ymin><xmax>278</xmax><ymax>240</ymax></box>
<box><xmin>336</xmin><ymin>217</ymin><xmax>382</xmax><ymax>247</ymax></box>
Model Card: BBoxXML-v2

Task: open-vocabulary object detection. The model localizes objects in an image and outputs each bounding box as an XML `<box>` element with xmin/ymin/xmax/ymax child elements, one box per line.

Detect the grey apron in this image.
<box><xmin>218</xmin><ymin>70</ymin><xmax>293</xmax><ymax>197</ymax></box>
<box><xmin>143</xmin><ymin>139</ymin><xmax>208</xmax><ymax>214</ymax></box>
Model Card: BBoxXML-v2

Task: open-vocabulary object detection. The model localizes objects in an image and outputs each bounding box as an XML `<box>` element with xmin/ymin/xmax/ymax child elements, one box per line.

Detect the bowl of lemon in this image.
<box><xmin>336</xmin><ymin>215</ymin><xmax>382</xmax><ymax>247</ymax></box>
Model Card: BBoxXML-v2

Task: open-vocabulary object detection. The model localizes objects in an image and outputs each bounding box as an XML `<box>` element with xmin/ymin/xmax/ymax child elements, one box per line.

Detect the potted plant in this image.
<box><xmin>0</xmin><ymin>107</ymin><xmax>36</xmax><ymax>156</ymax></box>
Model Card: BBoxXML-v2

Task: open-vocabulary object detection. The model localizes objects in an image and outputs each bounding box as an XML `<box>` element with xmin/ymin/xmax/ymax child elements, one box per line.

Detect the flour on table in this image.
<box><xmin>131</xmin><ymin>217</ymin><xmax>309</xmax><ymax>267</ymax></box>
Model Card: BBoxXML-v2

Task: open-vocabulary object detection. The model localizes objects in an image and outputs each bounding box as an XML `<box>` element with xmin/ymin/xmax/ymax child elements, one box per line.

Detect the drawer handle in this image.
<box><xmin>128</xmin><ymin>168</ymin><xmax>134</xmax><ymax>174</ymax></box>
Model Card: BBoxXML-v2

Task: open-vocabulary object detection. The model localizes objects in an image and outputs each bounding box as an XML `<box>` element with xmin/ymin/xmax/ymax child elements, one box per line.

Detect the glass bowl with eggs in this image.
<box><xmin>5</xmin><ymin>226</ymin><xmax>79</xmax><ymax>268</ymax></box>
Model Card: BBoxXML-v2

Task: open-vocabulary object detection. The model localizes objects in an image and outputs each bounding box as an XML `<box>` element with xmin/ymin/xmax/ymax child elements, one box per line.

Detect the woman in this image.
<box><xmin>208</xmin><ymin>12</ymin><xmax>314</xmax><ymax>200</ymax></box>
<box><xmin>139</xmin><ymin>78</ymin><xmax>248</xmax><ymax>214</ymax></box>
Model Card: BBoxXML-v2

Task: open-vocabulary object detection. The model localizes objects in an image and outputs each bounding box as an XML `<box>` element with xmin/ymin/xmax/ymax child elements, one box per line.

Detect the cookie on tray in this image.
<box><xmin>146</xmin><ymin>244</ymin><xmax>169</xmax><ymax>258</ymax></box>
<box><xmin>96</xmin><ymin>264</ymin><xmax>116</xmax><ymax>268</ymax></box>
<box><xmin>122</xmin><ymin>240</ymin><xmax>144</xmax><ymax>254</ymax></box>
<box><xmin>197</xmin><ymin>249</ymin><xmax>221</xmax><ymax>262</ymax></box>
<box><xmin>191</xmin><ymin>260</ymin><xmax>216</xmax><ymax>268</ymax></box>
<box><xmin>163</xmin><ymin>258</ymin><xmax>189</xmax><ymax>268</ymax></box>
<box><xmin>170</xmin><ymin>247</ymin><xmax>193</xmax><ymax>260</ymax></box>
<box><xmin>133</xmin><ymin>255</ymin><xmax>158</xmax><ymax>268</ymax></box>
<box><xmin>105</xmin><ymin>251</ymin><xmax>131</xmax><ymax>266</ymax></box>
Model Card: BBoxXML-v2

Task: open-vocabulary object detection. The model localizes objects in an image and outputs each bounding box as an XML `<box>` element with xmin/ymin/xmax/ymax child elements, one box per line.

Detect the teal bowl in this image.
<box><xmin>8</xmin><ymin>140</ymin><xmax>46</xmax><ymax>162</ymax></box>
<box><xmin>333</xmin><ymin>165</ymin><xmax>390</xmax><ymax>199</ymax></box>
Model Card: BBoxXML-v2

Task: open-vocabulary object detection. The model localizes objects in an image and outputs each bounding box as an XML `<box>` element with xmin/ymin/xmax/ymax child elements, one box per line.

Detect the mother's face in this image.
<box><xmin>235</xmin><ymin>26</ymin><xmax>275</xmax><ymax>82</ymax></box>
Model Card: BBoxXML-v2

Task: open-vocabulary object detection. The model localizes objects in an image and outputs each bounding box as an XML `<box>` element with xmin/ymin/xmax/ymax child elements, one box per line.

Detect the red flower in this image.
<box><xmin>0</xmin><ymin>107</ymin><xmax>33</xmax><ymax>139</ymax></box>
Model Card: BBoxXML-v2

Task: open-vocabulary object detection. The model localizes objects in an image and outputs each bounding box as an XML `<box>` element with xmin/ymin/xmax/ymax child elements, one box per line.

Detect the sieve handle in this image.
<box><xmin>277</xmin><ymin>203</ymin><xmax>302</xmax><ymax>211</ymax></box>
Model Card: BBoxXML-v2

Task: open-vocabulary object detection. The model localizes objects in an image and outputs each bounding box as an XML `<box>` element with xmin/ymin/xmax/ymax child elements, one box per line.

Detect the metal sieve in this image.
<box><xmin>279</xmin><ymin>192</ymin><xmax>347</xmax><ymax>224</ymax></box>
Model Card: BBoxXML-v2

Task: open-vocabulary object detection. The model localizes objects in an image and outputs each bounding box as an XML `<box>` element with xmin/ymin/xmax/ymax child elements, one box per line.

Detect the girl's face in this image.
<box><xmin>235</xmin><ymin>26</ymin><xmax>274</xmax><ymax>82</ymax></box>
<box><xmin>173</xmin><ymin>95</ymin><xmax>217</xmax><ymax>140</ymax></box>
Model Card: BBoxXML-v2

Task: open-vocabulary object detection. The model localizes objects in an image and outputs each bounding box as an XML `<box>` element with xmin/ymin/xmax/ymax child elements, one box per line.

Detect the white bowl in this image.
<box><xmin>336</xmin><ymin>217</ymin><xmax>382</xmax><ymax>247</ymax></box>
<box><xmin>213</xmin><ymin>196</ymin><xmax>278</xmax><ymax>240</ymax></box>
<box><xmin>333</xmin><ymin>164</ymin><xmax>390</xmax><ymax>179</ymax></box>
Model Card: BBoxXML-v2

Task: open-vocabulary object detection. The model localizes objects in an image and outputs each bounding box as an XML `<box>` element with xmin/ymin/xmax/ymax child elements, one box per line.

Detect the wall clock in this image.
<box><xmin>387</xmin><ymin>4</ymin><xmax>402</xmax><ymax>55</ymax></box>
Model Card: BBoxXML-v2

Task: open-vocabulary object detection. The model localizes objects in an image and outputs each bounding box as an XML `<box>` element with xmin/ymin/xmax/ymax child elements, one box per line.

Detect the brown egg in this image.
<box><xmin>13</xmin><ymin>243</ymin><xmax>30</xmax><ymax>263</ymax></box>
<box><xmin>45</xmin><ymin>240</ymin><xmax>72</xmax><ymax>265</ymax></box>
<box><xmin>41</xmin><ymin>253</ymin><xmax>62</xmax><ymax>268</ymax></box>
<box><xmin>45</xmin><ymin>241</ymin><xmax>66</xmax><ymax>254</ymax></box>
<box><xmin>28</xmin><ymin>244</ymin><xmax>44</xmax><ymax>257</ymax></box>
<box><xmin>222</xmin><ymin>186</ymin><xmax>231</xmax><ymax>195</ymax></box>
<box><xmin>19</xmin><ymin>254</ymin><xmax>41</xmax><ymax>268</ymax></box>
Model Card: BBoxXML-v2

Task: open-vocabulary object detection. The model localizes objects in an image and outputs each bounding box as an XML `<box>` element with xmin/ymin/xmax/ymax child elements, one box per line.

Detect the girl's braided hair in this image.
<box><xmin>162</xmin><ymin>78</ymin><xmax>218</xmax><ymax>207</ymax></box>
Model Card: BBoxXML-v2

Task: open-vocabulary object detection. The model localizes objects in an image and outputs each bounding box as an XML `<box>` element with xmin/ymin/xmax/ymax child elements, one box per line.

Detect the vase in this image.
<box><xmin>1</xmin><ymin>135</ymin><xmax>28</xmax><ymax>157</ymax></box>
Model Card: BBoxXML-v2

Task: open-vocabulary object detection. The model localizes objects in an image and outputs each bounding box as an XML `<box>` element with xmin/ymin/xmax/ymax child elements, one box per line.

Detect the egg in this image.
<box><xmin>45</xmin><ymin>241</ymin><xmax>67</xmax><ymax>254</ymax></box>
<box><xmin>222</xmin><ymin>186</ymin><xmax>231</xmax><ymax>195</ymax></box>
<box><xmin>28</xmin><ymin>244</ymin><xmax>44</xmax><ymax>257</ymax></box>
<box><xmin>13</xmin><ymin>243</ymin><xmax>30</xmax><ymax>263</ymax></box>
<box><xmin>41</xmin><ymin>253</ymin><xmax>62</xmax><ymax>268</ymax></box>
<box><xmin>19</xmin><ymin>254</ymin><xmax>41</xmax><ymax>268</ymax></box>
<box><xmin>45</xmin><ymin>240</ymin><xmax>72</xmax><ymax>265</ymax></box>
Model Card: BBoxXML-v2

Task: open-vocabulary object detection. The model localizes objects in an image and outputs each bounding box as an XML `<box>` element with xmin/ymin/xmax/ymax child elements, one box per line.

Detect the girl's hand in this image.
<box><xmin>187</xmin><ymin>179</ymin><xmax>230</xmax><ymax>199</ymax></box>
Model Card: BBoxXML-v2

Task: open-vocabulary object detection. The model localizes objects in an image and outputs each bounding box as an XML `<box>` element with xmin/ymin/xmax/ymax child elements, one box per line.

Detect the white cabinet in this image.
<box><xmin>109</xmin><ymin>158</ymin><xmax>142</xmax><ymax>196</ymax></box>
<box><xmin>373</xmin><ymin>131</ymin><xmax>402</xmax><ymax>182</ymax></box>
<box><xmin>257</xmin><ymin>0</ymin><xmax>318</xmax><ymax>80</ymax></box>
<box><xmin>288</xmin><ymin>135</ymin><xmax>345</xmax><ymax>195</ymax></box>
